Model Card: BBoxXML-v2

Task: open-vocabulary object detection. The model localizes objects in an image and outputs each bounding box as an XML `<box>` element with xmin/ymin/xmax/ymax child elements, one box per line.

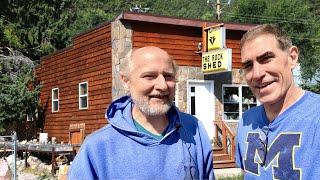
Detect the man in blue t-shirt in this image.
<box><xmin>236</xmin><ymin>24</ymin><xmax>320</xmax><ymax>179</ymax></box>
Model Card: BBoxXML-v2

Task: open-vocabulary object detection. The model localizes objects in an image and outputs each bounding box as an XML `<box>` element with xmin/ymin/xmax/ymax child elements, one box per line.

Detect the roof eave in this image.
<box><xmin>117</xmin><ymin>11</ymin><xmax>256</xmax><ymax>31</ymax></box>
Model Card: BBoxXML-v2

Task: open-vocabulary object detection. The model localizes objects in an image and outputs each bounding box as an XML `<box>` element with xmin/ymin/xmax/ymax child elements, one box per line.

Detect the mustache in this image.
<box><xmin>149</xmin><ymin>94</ymin><xmax>169</xmax><ymax>98</ymax></box>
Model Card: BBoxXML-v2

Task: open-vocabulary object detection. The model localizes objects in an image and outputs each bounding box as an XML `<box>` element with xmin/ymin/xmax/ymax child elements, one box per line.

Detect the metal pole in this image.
<box><xmin>216</xmin><ymin>0</ymin><xmax>221</xmax><ymax>20</ymax></box>
<box><xmin>12</xmin><ymin>131</ymin><xmax>17</xmax><ymax>180</ymax></box>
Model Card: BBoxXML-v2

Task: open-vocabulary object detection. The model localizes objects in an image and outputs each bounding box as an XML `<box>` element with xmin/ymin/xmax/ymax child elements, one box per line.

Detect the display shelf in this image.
<box><xmin>222</xmin><ymin>85</ymin><xmax>258</xmax><ymax>120</ymax></box>
<box><xmin>224</xmin><ymin>101</ymin><xmax>239</xmax><ymax>104</ymax></box>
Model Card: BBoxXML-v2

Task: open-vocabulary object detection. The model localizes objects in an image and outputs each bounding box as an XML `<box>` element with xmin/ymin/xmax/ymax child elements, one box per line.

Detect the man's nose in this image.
<box><xmin>154</xmin><ymin>75</ymin><xmax>168</xmax><ymax>90</ymax></box>
<box><xmin>251</xmin><ymin>63</ymin><xmax>265</xmax><ymax>81</ymax></box>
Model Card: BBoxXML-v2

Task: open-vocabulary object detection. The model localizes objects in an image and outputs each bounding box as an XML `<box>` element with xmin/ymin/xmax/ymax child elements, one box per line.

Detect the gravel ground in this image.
<box><xmin>17</xmin><ymin>171</ymin><xmax>38</xmax><ymax>180</ymax></box>
<box><xmin>13</xmin><ymin>167</ymin><xmax>57</xmax><ymax>180</ymax></box>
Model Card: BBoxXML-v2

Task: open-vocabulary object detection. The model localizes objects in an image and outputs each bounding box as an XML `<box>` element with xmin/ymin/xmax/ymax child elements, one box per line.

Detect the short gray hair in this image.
<box><xmin>240</xmin><ymin>24</ymin><xmax>293</xmax><ymax>51</ymax></box>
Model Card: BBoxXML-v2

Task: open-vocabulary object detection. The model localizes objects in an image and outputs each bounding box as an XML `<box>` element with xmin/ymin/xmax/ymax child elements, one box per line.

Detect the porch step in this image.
<box><xmin>214</xmin><ymin>159</ymin><xmax>236</xmax><ymax>169</ymax></box>
<box><xmin>213</xmin><ymin>154</ymin><xmax>230</xmax><ymax>161</ymax></box>
<box><xmin>213</xmin><ymin>147</ymin><xmax>224</xmax><ymax>154</ymax></box>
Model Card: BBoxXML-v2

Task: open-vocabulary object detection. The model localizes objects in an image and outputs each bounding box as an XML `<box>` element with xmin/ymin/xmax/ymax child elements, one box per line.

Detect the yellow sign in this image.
<box><xmin>207</xmin><ymin>27</ymin><xmax>226</xmax><ymax>51</ymax></box>
<box><xmin>202</xmin><ymin>48</ymin><xmax>232</xmax><ymax>73</ymax></box>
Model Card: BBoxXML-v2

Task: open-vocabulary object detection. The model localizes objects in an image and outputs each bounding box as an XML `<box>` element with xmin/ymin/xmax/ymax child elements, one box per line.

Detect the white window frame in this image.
<box><xmin>52</xmin><ymin>88</ymin><xmax>59</xmax><ymax>112</ymax></box>
<box><xmin>79</xmin><ymin>82</ymin><xmax>88</xmax><ymax>109</ymax></box>
<box><xmin>222</xmin><ymin>84</ymin><xmax>258</xmax><ymax>122</ymax></box>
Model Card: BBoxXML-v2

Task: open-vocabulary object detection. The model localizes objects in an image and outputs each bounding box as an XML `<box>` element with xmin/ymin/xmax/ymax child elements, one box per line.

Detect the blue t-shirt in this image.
<box><xmin>236</xmin><ymin>91</ymin><xmax>320</xmax><ymax>179</ymax></box>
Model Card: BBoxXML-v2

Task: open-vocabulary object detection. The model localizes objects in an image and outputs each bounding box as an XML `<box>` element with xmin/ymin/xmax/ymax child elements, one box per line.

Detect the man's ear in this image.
<box><xmin>288</xmin><ymin>46</ymin><xmax>299</xmax><ymax>70</ymax></box>
<box><xmin>120</xmin><ymin>73</ymin><xmax>129</xmax><ymax>90</ymax></box>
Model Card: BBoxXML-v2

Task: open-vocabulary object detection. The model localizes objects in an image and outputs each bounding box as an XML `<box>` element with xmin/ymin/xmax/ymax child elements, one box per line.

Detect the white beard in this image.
<box><xmin>131</xmin><ymin>96</ymin><xmax>173</xmax><ymax>116</ymax></box>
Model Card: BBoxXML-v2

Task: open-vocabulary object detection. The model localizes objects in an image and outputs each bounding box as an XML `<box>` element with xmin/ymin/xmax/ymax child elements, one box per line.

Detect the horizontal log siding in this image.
<box><xmin>132</xmin><ymin>22</ymin><xmax>203</xmax><ymax>66</ymax></box>
<box><xmin>226</xmin><ymin>30</ymin><xmax>243</xmax><ymax>69</ymax></box>
<box><xmin>37</xmin><ymin>24</ymin><xmax>112</xmax><ymax>141</ymax></box>
<box><xmin>131</xmin><ymin>22</ymin><xmax>243</xmax><ymax>68</ymax></box>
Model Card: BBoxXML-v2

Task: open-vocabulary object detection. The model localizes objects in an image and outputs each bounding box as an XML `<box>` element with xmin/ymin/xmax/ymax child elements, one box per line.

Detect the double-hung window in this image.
<box><xmin>52</xmin><ymin>88</ymin><xmax>59</xmax><ymax>112</ymax></box>
<box><xmin>79</xmin><ymin>82</ymin><xmax>88</xmax><ymax>109</ymax></box>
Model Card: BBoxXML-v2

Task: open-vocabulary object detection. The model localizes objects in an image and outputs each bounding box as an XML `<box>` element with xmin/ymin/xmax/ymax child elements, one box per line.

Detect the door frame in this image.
<box><xmin>187</xmin><ymin>80</ymin><xmax>215</xmax><ymax>139</ymax></box>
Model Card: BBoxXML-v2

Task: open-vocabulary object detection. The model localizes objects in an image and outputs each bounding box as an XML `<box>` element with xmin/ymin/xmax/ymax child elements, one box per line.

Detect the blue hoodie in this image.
<box><xmin>68</xmin><ymin>96</ymin><xmax>214</xmax><ymax>179</ymax></box>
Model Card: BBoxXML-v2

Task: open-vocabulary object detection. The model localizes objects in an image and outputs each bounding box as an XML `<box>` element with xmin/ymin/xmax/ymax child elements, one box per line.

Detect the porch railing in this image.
<box><xmin>214</xmin><ymin>120</ymin><xmax>236</xmax><ymax>161</ymax></box>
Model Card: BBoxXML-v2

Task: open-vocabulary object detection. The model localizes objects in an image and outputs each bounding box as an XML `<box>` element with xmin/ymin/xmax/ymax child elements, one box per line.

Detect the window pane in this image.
<box><xmin>224</xmin><ymin>87</ymin><xmax>239</xmax><ymax>102</ymax></box>
<box><xmin>80</xmin><ymin>97</ymin><xmax>87</xmax><ymax>108</ymax></box>
<box><xmin>80</xmin><ymin>83</ymin><xmax>87</xmax><ymax>95</ymax></box>
<box><xmin>191</xmin><ymin>96</ymin><xmax>195</xmax><ymax>115</ymax></box>
<box><xmin>242</xmin><ymin>86</ymin><xmax>256</xmax><ymax>103</ymax></box>
<box><xmin>53</xmin><ymin>101</ymin><xmax>58</xmax><ymax>111</ymax></box>
<box><xmin>191</xmin><ymin>86</ymin><xmax>195</xmax><ymax>93</ymax></box>
<box><xmin>53</xmin><ymin>89</ymin><xmax>58</xmax><ymax>99</ymax></box>
<box><xmin>223</xmin><ymin>86</ymin><xmax>240</xmax><ymax>120</ymax></box>
<box><xmin>223</xmin><ymin>112</ymin><xmax>239</xmax><ymax>120</ymax></box>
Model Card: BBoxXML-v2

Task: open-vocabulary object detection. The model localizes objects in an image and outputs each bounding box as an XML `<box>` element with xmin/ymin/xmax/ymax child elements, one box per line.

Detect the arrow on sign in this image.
<box><xmin>209</xmin><ymin>36</ymin><xmax>216</xmax><ymax>45</ymax></box>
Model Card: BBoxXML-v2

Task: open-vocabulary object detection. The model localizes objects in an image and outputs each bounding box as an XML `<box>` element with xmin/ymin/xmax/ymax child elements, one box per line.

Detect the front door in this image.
<box><xmin>187</xmin><ymin>80</ymin><xmax>215</xmax><ymax>140</ymax></box>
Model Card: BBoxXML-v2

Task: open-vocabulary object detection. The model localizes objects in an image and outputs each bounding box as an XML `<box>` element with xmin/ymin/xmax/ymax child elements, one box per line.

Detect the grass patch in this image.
<box><xmin>217</xmin><ymin>174</ymin><xmax>243</xmax><ymax>180</ymax></box>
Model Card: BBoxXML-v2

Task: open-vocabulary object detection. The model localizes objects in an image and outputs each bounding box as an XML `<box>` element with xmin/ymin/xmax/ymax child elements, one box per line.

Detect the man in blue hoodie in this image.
<box><xmin>68</xmin><ymin>46</ymin><xmax>214</xmax><ymax>179</ymax></box>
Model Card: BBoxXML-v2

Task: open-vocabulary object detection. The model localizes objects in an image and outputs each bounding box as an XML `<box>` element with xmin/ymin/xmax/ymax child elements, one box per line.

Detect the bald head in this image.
<box><xmin>121</xmin><ymin>46</ymin><xmax>177</xmax><ymax>78</ymax></box>
<box><xmin>133</xmin><ymin>46</ymin><xmax>169</xmax><ymax>59</ymax></box>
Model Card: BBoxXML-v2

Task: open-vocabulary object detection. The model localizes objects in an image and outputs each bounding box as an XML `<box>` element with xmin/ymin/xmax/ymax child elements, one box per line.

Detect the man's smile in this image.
<box><xmin>254</xmin><ymin>81</ymin><xmax>275</xmax><ymax>89</ymax></box>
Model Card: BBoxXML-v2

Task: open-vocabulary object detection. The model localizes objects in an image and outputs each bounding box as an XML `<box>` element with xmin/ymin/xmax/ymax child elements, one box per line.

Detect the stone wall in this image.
<box><xmin>111</xmin><ymin>20</ymin><xmax>132</xmax><ymax>100</ymax></box>
<box><xmin>175</xmin><ymin>66</ymin><xmax>204</xmax><ymax>112</ymax></box>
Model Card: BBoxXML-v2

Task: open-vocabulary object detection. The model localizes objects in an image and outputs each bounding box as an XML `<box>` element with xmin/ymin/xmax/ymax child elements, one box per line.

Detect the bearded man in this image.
<box><xmin>68</xmin><ymin>46</ymin><xmax>214</xmax><ymax>180</ymax></box>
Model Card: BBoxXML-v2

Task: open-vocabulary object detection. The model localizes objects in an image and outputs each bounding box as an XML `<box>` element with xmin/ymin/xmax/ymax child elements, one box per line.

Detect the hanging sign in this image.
<box><xmin>207</xmin><ymin>27</ymin><xmax>226</xmax><ymax>50</ymax></box>
<box><xmin>202</xmin><ymin>48</ymin><xmax>232</xmax><ymax>73</ymax></box>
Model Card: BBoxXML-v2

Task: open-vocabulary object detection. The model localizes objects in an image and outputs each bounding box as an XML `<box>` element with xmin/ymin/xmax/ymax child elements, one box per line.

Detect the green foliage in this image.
<box><xmin>152</xmin><ymin>0</ymin><xmax>211</xmax><ymax>19</ymax></box>
<box><xmin>0</xmin><ymin>50</ymin><xmax>40</xmax><ymax>136</ymax></box>
<box><xmin>301</xmin><ymin>81</ymin><xmax>320</xmax><ymax>94</ymax></box>
<box><xmin>0</xmin><ymin>0</ymin><xmax>77</xmax><ymax>60</ymax></box>
<box><xmin>0</xmin><ymin>0</ymin><xmax>318</xmax><ymax>87</ymax></box>
<box><xmin>0</xmin><ymin>0</ymin><xmax>211</xmax><ymax>60</ymax></box>
<box><xmin>67</xmin><ymin>2</ymin><xmax>111</xmax><ymax>41</ymax></box>
<box><xmin>226</xmin><ymin>0</ymin><xmax>267</xmax><ymax>24</ymax></box>
<box><xmin>3</xmin><ymin>23</ymin><xmax>23</xmax><ymax>48</ymax></box>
